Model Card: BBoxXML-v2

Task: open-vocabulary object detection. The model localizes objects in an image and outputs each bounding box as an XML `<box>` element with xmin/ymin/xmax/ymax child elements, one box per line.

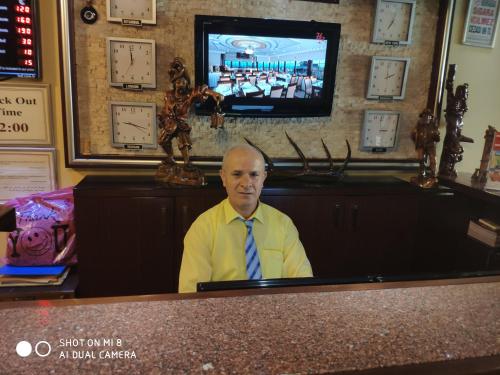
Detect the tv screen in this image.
<box><xmin>0</xmin><ymin>0</ymin><xmax>41</xmax><ymax>79</ymax></box>
<box><xmin>194</xmin><ymin>15</ymin><xmax>341</xmax><ymax>117</ymax></box>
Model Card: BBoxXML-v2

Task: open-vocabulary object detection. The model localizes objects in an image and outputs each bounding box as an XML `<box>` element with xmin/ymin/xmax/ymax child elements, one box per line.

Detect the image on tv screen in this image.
<box><xmin>207</xmin><ymin>34</ymin><xmax>327</xmax><ymax>100</ymax></box>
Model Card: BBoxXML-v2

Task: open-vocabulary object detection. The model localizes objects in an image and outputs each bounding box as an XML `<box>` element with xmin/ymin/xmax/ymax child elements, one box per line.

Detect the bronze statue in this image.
<box><xmin>472</xmin><ymin>125</ymin><xmax>497</xmax><ymax>183</ymax></box>
<box><xmin>411</xmin><ymin>109</ymin><xmax>440</xmax><ymax>188</ymax></box>
<box><xmin>156</xmin><ymin>57</ymin><xmax>224</xmax><ymax>186</ymax></box>
<box><xmin>438</xmin><ymin>64</ymin><xmax>473</xmax><ymax>178</ymax></box>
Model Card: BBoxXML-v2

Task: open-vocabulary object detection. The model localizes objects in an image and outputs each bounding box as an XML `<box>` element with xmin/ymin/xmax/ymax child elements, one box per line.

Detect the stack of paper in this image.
<box><xmin>0</xmin><ymin>265</ymin><xmax>69</xmax><ymax>287</ymax></box>
<box><xmin>467</xmin><ymin>219</ymin><xmax>500</xmax><ymax>248</ymax></box>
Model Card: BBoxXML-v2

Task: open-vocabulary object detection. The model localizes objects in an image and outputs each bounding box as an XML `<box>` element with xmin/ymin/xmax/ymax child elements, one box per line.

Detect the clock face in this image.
<box><xmin>107</xmin><ymin>38</ymin><xmax>156</xmax><ymax>89</ymax></box>
<box><xmin>367</xmin><ymin>56</ymin><xmax>410</xmax><ymax>100</ymax></box>
<box><xmin>372</xmin><ymin>0</ymin><xmax>416</xmax><ymax>44</ymax></box>
<box><xmin>361</xmin><ymin>110</ymin><xmax>400</xmax><ymax>150</ymax></box>
<box><xmin>110</xmin><ymin>102</ymin><xmax>157</xmax><ymax>149</ymax></box>
<box><xmin>107</xmin><ymin>0</ymin><xmax>156</xmax><ymax>25</ymax></box>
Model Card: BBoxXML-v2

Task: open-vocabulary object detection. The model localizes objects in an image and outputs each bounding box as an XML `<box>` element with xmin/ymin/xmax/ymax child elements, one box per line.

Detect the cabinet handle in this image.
<box><xmin>334</xmin><ymin>203</ymin><xmax>341</xmax><ymax>228</ymax></box>
<box><xmin>160</xmin><ymin>206</ymin><xmax>167</xmax><ymax>236</ymax></box>
<box><xmin>351</xmin><ymin>204</ymin><xmax>359</xmax><ymax>231</ymax></box>
<box><xmin>182</xmin><ymin>205</ymin><xmax>189</xmax><ymax>234</ymax></box>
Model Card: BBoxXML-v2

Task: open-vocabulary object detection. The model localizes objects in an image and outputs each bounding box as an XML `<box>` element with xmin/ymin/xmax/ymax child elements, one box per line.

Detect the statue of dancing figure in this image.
<box><xmin>157</xmin><ymin>57</ymin><xmax>224</xmax><ymax>186</ymax></box>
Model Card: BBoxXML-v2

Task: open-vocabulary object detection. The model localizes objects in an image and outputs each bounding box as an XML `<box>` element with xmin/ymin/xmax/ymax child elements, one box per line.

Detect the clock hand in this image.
<box><xmin>129</xmin><ymin>46</ymin><xmax>133</xmax><ymax>65</ymax></box>
<box><xmin>122</xmin><ymin>121</ymin><xmax>147</xmax><ymax>132</ymax></box>
<box><xmin>387</xmin><ymin>16</ymin><xmax>396</xmax><ymax>29</ymax></box>
<box><xmin>385</xmin><ymin>73</ymin><xmax>395</xmax><ymax>79</ymax></box>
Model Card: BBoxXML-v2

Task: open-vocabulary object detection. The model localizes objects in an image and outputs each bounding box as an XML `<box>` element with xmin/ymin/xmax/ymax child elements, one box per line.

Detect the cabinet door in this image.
<box><xmin>261</xmin><ymin>195</ymin><xmax>347</xmax><ymax>278</ymax></box>
<box><xmin>76</xmin><ymin>197</ymin><xmax>174</xmax><ymax>297</ymax></box>
<box><xmin>174</xmin><ymin>194</ymin><xmax>226</xmax><ymax>290</ymax></box>
<box><xmin>344</xmin><ymin>195</ymin><xmax>418</xmax><ymax>276</ymax></box>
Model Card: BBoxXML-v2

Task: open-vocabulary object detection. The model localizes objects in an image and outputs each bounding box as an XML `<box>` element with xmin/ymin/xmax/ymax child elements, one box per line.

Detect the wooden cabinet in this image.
<box><xmin>74</xmin><ymin>175</ymin><xmax>421</xmax><ymax>297</ymax></box>
<box><xmin>75</xmin><ymin>192</ymin><xmax>175</xmax><ymax>297</ymax></box>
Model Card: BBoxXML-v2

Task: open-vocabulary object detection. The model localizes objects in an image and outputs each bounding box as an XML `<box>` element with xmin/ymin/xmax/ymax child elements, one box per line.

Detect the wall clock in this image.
<box><xmin>106</xmin><ymin>0</ymin><xmax>156</xmax><ymax>26</ymax></box>
<box><xmin>372</xmin><ymin>0</ymin><xmax>416</xmax><ymax>45</ymax></box>
<box><xmin>109</xmin><ymin>101</ymin><xmax>157</xmax><ymax>149</ymax></box>
<box><xmin>106</xmin><ymin>37</ymin><xmax>156</xmax><ymax>89</ymax></box>
<box><xmin>367</xmin><ymin>56</ymin><xmax>410</xmax><ymax>100</ymax></box>
<box><xmin>361</xmin><ymin>110</ymin><xmax>400</xmax><ymax>152</ymax></box>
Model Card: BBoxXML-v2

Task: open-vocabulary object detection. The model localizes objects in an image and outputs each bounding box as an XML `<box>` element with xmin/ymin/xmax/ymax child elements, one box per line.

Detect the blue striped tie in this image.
<box><xmin>242</xmin><ymin>219</ymin><xmax>262</xmax><ymax>280</ymax></box>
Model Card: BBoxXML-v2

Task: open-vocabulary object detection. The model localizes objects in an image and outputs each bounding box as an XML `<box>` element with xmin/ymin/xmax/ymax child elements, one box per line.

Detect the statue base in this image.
<box><xmin>410</xmin><ymin>175</ymin><xmax>438</xmax><ymax>189</ymax></box>
<box><xmin>155</xmin><ymin>162</ymin><xmax>206</xmax><ymax>186</ymax></box>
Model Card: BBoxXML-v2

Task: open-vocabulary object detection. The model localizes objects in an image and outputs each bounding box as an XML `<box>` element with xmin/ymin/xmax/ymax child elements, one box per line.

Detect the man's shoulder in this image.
<box><xmin>259</xmin><ymin>202</ymin><xmax>292</xmax><ymax>224</ymax></box>
<box><xmin>193</xmin><ymin>200</ymin><xmax>226</xmax><ymax>224</ymax></box>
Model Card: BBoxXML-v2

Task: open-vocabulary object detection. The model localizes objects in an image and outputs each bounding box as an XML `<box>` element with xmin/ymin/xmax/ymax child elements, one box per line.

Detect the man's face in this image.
<box><xmin>220</xmin><ymin>148</ymin><xmax>267</xmax><ymax>218</ymax></box>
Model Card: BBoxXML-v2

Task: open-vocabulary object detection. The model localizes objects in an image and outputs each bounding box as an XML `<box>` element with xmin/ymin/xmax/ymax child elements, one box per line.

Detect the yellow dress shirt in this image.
<box><xmin>178</xmin><ymin>198</ymin><xmax>313</xmax><ymax>293</ymax></box>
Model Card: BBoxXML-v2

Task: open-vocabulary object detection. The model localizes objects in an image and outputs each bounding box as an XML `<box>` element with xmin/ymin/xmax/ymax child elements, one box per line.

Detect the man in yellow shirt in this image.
<box><xmin>178</xmin><ymin>144</ymin><xmax>313</xmax><ymax>293</ymax></box>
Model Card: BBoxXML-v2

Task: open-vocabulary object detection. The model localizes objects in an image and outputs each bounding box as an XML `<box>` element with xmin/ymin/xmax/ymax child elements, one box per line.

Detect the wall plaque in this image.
<box><xmin>0</xmin><ymin>84</ymin><xmax>52</xmax><ymax>146</ymax></box>
<box><xmin>0</xmin><ymin>148</ymin><xmax>57</xmax><ymax>203</ymax></box>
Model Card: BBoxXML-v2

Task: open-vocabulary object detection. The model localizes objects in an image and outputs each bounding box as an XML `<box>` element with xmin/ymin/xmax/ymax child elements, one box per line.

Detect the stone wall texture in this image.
<box><xmin>73</xmin><ymin>0</ymin><xmax>439</xmax><ymax>161</ymax></box>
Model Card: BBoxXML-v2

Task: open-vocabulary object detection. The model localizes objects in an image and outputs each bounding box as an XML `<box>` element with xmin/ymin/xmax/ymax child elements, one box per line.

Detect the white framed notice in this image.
<box><xmin>0</xmin><ymin>148</ymin><xmax>57</xmax><ymax>203</ymax></box>
<box><xmin>463</xmin><ymin>0</ymin><xmax>500</xmax><ymax>48</ymax></box>
<box><xmin>0</xmin><ymin>84</ymin><xmax>53</xmax><ymax>146</ymax></box>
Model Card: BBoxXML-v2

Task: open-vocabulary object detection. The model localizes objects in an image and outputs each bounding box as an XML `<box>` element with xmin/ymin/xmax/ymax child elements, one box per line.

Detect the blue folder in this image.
<box><xmin>0</xmin><ymin>265</ymin><xmax>67</xmax><ymax>276</ymax></box>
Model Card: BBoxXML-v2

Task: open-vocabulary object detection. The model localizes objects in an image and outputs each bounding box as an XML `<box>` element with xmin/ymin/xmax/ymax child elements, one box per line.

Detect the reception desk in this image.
<box><xmin>1</xmin><ymin>276</ymin><xmax>499</xmax><ymax>374</ymax></box>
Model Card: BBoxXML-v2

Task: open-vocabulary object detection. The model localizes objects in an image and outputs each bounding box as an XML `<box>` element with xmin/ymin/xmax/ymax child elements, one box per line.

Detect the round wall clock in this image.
<box><xmin>367</xmin><ymin>56</ymin><xmax>410</xmax><ymax>100</ymax></box>
<box><xmin>106</xmin><ymin>0</ymin><xmax>156</xmax><ymax>26</ymax></box>
<box><xmin>106</xmin><ymin>37</ymin><xmax>156</xmax><ymax>89</ymax></box>
<box><xmin>372</xmin><ymin>0</ymin><xmax>416</xmax><ymax>45</ymax></box>
<box><xmin>361</xmin><ymin>110</ymin><xmax>400</xmax><ymax>152</ymax></box>
<box><xmin>109</xmin><ymin>101</ymin><xmax>157</xmax><ymax>149</ymax></box>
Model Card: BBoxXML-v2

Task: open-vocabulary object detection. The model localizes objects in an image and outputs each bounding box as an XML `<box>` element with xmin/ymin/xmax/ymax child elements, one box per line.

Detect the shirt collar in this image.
<box><xmin>223</xmin><ymin>198</ymin><xmax>264</xmax><ymax>225</ymax></box>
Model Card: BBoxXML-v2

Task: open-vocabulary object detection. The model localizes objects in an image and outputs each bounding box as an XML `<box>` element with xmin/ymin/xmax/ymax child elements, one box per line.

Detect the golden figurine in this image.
<box><xmin>156</xmin><ymin>57</ymin><xmax>224</xmax><ymax>186</ymax></box>
<box><xmin>411</xmin><ymin>109</ymin><xmax>440</xmax><ymax>188</ymax></box>
<box><xmin>472</xmin><ymin>125</ymin><xmax>497</xmax><ymax>183</ymax></box>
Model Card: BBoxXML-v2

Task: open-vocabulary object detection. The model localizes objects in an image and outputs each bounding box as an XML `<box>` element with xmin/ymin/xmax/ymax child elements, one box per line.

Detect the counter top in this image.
<box><xmin>1</xmin><ymin>277</ymin><xmax>499</xmax><ymax>374</ymax></box>
<box><xmin>439</xmin><ymin>172</ymin><xmax>500</xmax><ymax>205</ymax></box>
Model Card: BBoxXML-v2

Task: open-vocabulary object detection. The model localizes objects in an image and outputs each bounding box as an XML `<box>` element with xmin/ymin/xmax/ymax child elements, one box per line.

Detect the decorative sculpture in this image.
<box><xmin>245</xmin><ymin>133</ymin><xmax>351</xmax><ymax>181</ymax></box>
<box><xmin>438</xmin><ymin>64</ymin><xmax>474</xmax><ymax>178</ymax></box>
<box><xmin>471</xmin><ymin>125</ymin><xmax>497</xmax><ymax>183</ymax></box>
<box><xmin>156</xmin><ymin>57</ymin><xmax>224</xmax><ymax>186</ymax></box>
<box><xmin>410</xmin><ymin>109</ymin><xmax>440</xmax><ymax>188</ymax></box>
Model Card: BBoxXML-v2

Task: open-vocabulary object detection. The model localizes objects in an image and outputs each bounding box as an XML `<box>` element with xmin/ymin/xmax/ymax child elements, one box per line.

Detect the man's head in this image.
<box><xmin>220</xmin><ymin>145</ymin><xmax>267</xmax><ymax>219</ymax></box>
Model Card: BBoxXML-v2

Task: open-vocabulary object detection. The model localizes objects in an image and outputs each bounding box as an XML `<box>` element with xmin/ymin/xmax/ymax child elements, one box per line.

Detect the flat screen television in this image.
<box><xmin>194</xmin><ymin>15</ymin><xmax>341</xmax><ymax>117</ymax></box>
<box><xmin>0</xmin><ymin>0</ymin><xmax>41</xmax><ymax>79</ymax></box>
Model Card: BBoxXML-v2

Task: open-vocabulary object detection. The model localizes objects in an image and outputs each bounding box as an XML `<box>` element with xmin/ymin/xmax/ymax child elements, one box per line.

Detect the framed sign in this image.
<box><xmin>0</xmin><ymin>84</ymin><xmax>53</xmax><ymax>146</ymax></box>
<box><xmin>463</xmin><ymin>0</ymin><xmax>500</xmax><ymax>48</ymax></box>
<box><xmin>0</xmin><ymin>148</ymin><xmax>57</xmax><ymax>203</ymax></box>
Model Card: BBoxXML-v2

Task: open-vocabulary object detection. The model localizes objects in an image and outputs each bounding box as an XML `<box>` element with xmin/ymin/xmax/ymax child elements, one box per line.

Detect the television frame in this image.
<box><xmin>194</xmin><ymin>15</ymin><xmax>341</xmax><ymax>118</ymax></box>
<box><xmin>0</xmin><ymin>0</ymin><xmax>41</xmax><ymax>79</ymax></box>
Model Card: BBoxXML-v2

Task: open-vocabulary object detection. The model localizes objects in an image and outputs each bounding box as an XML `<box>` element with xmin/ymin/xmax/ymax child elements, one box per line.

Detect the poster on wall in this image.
<box><xmin>463</xmin><ymin>0</ymin><xmax>500</xmax><ymax>48</ymax></box>
<box><xmin>0</xmin><ymin>84</ymin><xmax>53</xmax><ymax>146</ymax></box>
<box><xmin>0</xmin><ymin>149</ymin><xmax>57</xmax><ymax>203</ymax></box>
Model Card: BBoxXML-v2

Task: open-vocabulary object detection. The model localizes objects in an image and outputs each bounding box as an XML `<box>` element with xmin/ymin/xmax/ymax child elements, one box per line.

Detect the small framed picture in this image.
<box><xmin>463</xmin><ymin>0</ymin><xmax>500</xmax><ymax>48</ymax></box>
<box><xmin>0</xmin><ymin>148</ymin><xmax>57</xmax><ymax>203</ymax></box>
<box><xmin>0</xmin><ymin>84</ymin><xmax>53</xmax><ymax>146</ymax></box>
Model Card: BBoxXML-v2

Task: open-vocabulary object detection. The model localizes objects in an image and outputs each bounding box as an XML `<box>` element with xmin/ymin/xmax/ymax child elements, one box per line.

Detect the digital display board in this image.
<box><xmin>0</xmin><ymin>0</ymin><xmax>40</xmax><ymax>78</ymax></box>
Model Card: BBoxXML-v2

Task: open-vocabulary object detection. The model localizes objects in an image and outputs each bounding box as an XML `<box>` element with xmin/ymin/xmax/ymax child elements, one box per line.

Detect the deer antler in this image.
<box><xmin>244</xmin><ymin>137</ymin><xmax>274</xmax><ymax>173</ymax></box>
<box><xmin>285</xmin><ymin>132</ymin><xmax>310</xmax><ymax>172</ymax></box>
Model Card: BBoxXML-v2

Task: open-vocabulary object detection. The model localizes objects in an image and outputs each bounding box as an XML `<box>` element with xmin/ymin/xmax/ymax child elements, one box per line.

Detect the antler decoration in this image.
<box><xmin>245</xmin><ymin>134</ymin><xmax>351</xmax><ymax>180</ymax></box>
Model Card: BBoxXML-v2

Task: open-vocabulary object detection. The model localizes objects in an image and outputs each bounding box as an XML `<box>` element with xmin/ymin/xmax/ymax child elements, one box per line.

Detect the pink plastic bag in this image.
<box><xmin>4</xmin><ymin>187</ymin><xmax>77</xmax><ymax>266</ymax></box>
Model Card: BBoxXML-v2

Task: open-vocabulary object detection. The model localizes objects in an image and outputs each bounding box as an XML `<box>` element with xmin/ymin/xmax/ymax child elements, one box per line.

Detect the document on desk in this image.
<box><xmin>0</xmin><ymin>149</ymin><xmax>56</xmax><ymax>203</ymax></box>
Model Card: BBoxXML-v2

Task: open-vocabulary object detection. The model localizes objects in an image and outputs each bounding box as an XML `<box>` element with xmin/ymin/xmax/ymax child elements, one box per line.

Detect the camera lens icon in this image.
<box><xmin>16</xmin><ymin>341</ymin><xmax>51</xmax><ymax>357</ymax></box>
<box><xmin>16</xmin><ymin>341</ymin><xmax>32</xmax><ymax>357</ymax></box>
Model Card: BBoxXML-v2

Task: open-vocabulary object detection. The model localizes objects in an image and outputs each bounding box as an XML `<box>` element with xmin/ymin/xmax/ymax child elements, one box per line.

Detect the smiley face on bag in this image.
<box><xmin>18</xmin><ymin>227</ymin><xmax>53</xmax><ymax>257</ymax></box>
